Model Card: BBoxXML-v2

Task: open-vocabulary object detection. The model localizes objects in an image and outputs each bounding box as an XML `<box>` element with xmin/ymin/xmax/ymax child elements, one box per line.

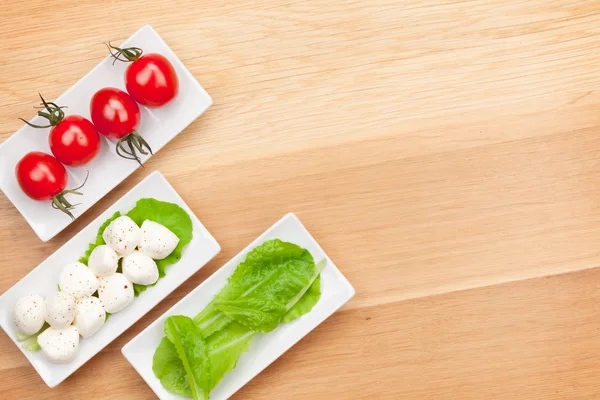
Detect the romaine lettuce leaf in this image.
<box><xmin>194</xmin><ymin>239</ymin><xmax>316</xmax><ymax>336</ymax></box>
<box><xmin>155</xmin><ymin>321</ymin><xmax>255</xmax><ymax>396</ymax></box>
<box><xmin>215</xmin><ymin>297</ymin><xmax>286</xmax><ymax>333</ymax></box>
<box><xmin>154</xmin><ymin>240</ymin><xmax>324</xmax><ymax>398</ymax></box>
<box><xmin>283</xmin><ymin>274</ymin><xmax>321</xmax><ymax>323</ymax></box>
<box><xmin>165</xmin><ymin>316</ymin><xmax>210</xmax><ymax>400</ymax></box>
<box><xmin>153</xmin><ymin>337</ymin><xmax>192</xmax><ymax>398</ymax></box>
<box><xmin>206</xmin><ymin>321</ymin><xmax>255</xmax><ymax>390</ymax></box>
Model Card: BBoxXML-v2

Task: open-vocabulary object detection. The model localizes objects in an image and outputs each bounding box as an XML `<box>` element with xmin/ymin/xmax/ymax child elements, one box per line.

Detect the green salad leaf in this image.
<box><xmin>156</xmin><ymin>321</ymin><xmax>256</xmax><ymax>396</ymax></box>
<box><xmin>215</xmin><ymin>297</ymin><xmax>286</xmax><ymax>333</ymax></box>
<box><xmin>154</xmin><ymin>239</ymin><xmax>323</xmax><ymax>398</ymax></box>
<box><xmin>153</xmin><ymin>337</ymin><xmax>192</xmax><ymax>398</ymax></box>
<box><xmin>194</xmin><ymin>240</ymin><xmax>316</xmax><ymax>336</ymax></box>
<box><xmin>127</xmin><ymin>198</ymin><xmax>193</xmax><ymax>295</ymax></box>
<box><xmin>283</xmin><ymin>274</ymin><xmax>321</xmax><ymax>323</ymax></box>
<box><xmin>78</xmin><ymin>199</ymin><xmax>193</xmax><ymax>297</ymax></box>
<box><xmin>206</xmin><ymin>321</ymin><xmax>255</xmax><ymax>390</ymax></box>
<box><xmin>164</xmin><ymin>316</ymin><xmax>210</xmax><ymax>400</ymax></box>
<box><xmin>22</xmin><ymin>336</ymin><xmax>41</xmax><ymax>351</ymax></box>
<box><xmin>19</xmin><ymin>322</ymin><xmax>50</xmax><ymax>352</ymax></box>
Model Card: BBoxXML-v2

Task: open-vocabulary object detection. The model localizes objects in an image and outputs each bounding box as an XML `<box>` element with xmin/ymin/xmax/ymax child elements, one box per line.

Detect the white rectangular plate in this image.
<box><xmin>0</xmin><ymin>24</ymin><xmax>212</xmax><ymax>242</ymax></box>
<box><xmin>122</xmin><ymin>213</ymin><xmax>355</xmax><ymax>400</ymax></box>
<box><xmin>0</xmin><ymin>171</ymin><xmax>221</xmax><ymax>388</ymax></box>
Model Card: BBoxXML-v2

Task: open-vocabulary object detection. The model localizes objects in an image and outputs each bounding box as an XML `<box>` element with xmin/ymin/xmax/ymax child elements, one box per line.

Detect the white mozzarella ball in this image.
<box><xmin>122</xmin><ymin>250</ymin><xmax>159</xmax><ymax>285</ymax></box>
<box><xmin>102</xmin><ymin>216</ymin><xmax>141</xmax><ymax>256</ymax></box>
<box><xmin>59</xmin><ymin>262</ymin><xmax>99</xmax><ymax>299</ymax></box>
<box><xmin>88</xmin><ymin>245</ymin><xmax>119</xmax><ymax>277</ymax></box>
<box><xmin>98</xmin><ymin>273</ymin><xmax>134</xmax><ymax>313</ymax></box>
<box><xmin>138</xmin><ymin>220</ymin><xmax>180</xmax><ymax>260</ymax></box>
<box><xmin>38</xmin><ymin>325</ymin><xmax>79</xmax><ymax>363</ymax></box>
<box><xmin>13</xmin><ymin>295</ymin><xmax>46</xmax><ymax>335</ymax></box>
<box><xmin>74</xmin><ymin>297</ymin><xmax>105</xmax><ymax>338</ymax></box>
<box><xmin>45</xmin><ymin>292</ymin><xmax>76</xmax><ymax>329</ymax></box>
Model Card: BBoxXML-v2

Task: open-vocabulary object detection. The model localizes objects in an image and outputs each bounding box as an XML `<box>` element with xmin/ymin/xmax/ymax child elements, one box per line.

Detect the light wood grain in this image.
<box><xmin>1</xmin><ymin>0</ymin><xmax>600</xmax><ymax>398</ymax></box>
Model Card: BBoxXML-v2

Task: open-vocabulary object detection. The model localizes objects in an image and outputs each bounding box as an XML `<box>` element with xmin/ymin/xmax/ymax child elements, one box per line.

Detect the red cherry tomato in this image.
<box><xmin>16</xmin><ymin>152</ymin><xmax>67</xmax><ymax>200</ymax></box>
<box><xmin>16</xmin><ymin>152</ymin><xmax>88</xmax><ymax>219</ymax></box>
<box><xmin>106</xmin><ymin>44</ymin><xmax>178</xmax><ymax>107</ymax></box>
<box><xmin>90</xmin><ymin>87</ymin><xmax>140</xmax><ymax>139</ymax></box>
<box><xmin>19</xmin><ymin>95</ymin><xmax>100</xmax><ymax>166</ymax></box>
<box><xmin>50</xmin><ymin>115</ymin><xmax>100</xmax><ymax>167</ymax></box>
<box><xmin>125</xmin><ymin>54</ymin><xmax>179</xmax><ymax>107</ymax></box>
<box><xmin>90</xmin><ymin>87</ymin><xmax>151</xmax><ymax>165</ymax></box>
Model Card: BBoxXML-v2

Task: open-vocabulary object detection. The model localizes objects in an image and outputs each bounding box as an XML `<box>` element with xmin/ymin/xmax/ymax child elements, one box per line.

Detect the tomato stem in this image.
<box><xmin>105</xmin><ymin>42</ymin><xmax>143</xmax><ymax>65</ymax></box>
<box><xmin>51</xmin><ymin>171</ymin><xmax>89</xmax><ymax>220</ymax></box>
<box><xmin>115</xmin><ymin>131</ymin><xmax>153</xmax><ymax>167</ymax></box>
<box><xmin>19</xmin><ymin>94</ymin><xmax>65</xmax><ymax>128</ymax></box>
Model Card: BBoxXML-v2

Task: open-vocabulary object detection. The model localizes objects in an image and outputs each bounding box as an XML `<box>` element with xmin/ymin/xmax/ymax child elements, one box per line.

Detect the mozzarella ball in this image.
<box><xmin>45</xmin><ymin>292</ymin><xmax>76</xmax><ymax>329</ymax></box>
<box><xmin>102</xmin><ymin>216</ymin><xmax>141</xmax><ymax>256</ymax></box>
<box><xmin>13</xmin><ymin>295</ymin><xmax>46</xmax><ymax>335</ymax></box>
<box><xmin>74</xmin><ymin>297</ymin><xmax>105</xmax><ymax>338</ymax></box>
<box><xmin>122</xmin><ymin>250</ymin><xmax>159</xmax><ymax>285</ymax></box>
<box><xmin>138</xmin><ymin>220</ymin><xmax>180</xmax><ymax>260</ymax></box>
<box><xmin>59</xmin><ymin>262</ymin><xmax>99</xmax><ymax>299</ymax></box>
<box><xmin>38</xmin><ymin>325</ymin><xmax>79</xmax><ymax>363</ymax></box>
<box><xmin>98</xmin><ymin>273</ymin><xmax>134</xmax><ymax>313</ymax></box>
<box><xmin>88</xmin><ymin>245</ymin><xmax>119</xmax><ymax>277</ymax></box>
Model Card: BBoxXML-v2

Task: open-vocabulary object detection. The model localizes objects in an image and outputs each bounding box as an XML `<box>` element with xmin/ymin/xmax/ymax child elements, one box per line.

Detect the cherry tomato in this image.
<box><xmin>90</xmin><ymin>87</ymin><xmax>140</xmax><ymax>139</ymax></box>
<box><xmin>16</xmin><ymin>152</ymin><xmax>67</xmax><ymax>200</ymax></box>
<box><xmin>19</xmin><ymin>95</ymin><xmax>100</xmax><ymax>166</ymax></box>
<box><xmin>15</xmin><ymin>152</ymin><xmax>88</xmax><ymax>219</ymax></box>
<box><xmin>106</xmin><ymin>44</ymin><xmax>178</xmax><ymax>107</ymax></box>
<box><xmin>90</xmin><ymin>87</ymin><xmax>151</xmax><ymax>165</ymax></box>
<box><xmin>50</xmin><ymin>115</ymin><xmax>100</xmax><ymax>166</ymax></box>
<box><xmin>125</xmin><ymin>54</ymin><xmax>178</xmax><ymax>107</ymax></box>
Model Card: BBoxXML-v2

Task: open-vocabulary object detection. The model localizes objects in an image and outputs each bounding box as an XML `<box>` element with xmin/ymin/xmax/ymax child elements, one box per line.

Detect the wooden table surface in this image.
<box><xmin>1</xmin><ymin>0</ymin><xmax>600</xmax><ymax>398</ymax></box>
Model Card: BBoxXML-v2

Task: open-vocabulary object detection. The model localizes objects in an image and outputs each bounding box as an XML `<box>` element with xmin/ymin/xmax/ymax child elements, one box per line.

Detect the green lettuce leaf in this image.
<box><xmin>154</xmin><ymin>241</ymin><xmax>324</xmax><ymax>398</ymax></box>
<box><xmin>22</xmin><ymin>336</ymin><xmax>41</xmax><ymax>351</ymax></box>
<box><xmin>194</xmin><ymin>239</ymin><xmax>316</xmax><ymax>336</ymax></box>
<box><xmin>19</xmin><ymin>322</ymin><xmax>50</xmax><ymax>352</ymax></box>
<box><xmin>283</xmin><ymin>274</ymin><xmax>321</xmax><ymax>323</ymax></box>
<box><xmin>164</xmin><ymin>316</ymin><xmax>210</xmax><ymax>400</ymax></box>
<box><xmin>215</xmin><ymin>297</ymin><xmax>286</xmax><ymax>333</ymax></box>
<box><xmin>127</xmin><ymin>198</ymin><xmax>193</xmax><ymax>295</ymax></box>
<box><xmin>206</xmin><ymin>321</ymin><xmax>255</xmax><ymax>390</ymax></box>
<box><xmin>155</xmin><ymin>321</ymin><xmax>255</xmax><ymax>396</ymax></box>
<box><xmin>153</xmin><ymin>337</ymin><xmax>192</xmax><ymax>398</ymax></box>
<box><xmin>127</xmin><ymin>198</ymin><xmax>193</xmax><ymax>278</ymax></box>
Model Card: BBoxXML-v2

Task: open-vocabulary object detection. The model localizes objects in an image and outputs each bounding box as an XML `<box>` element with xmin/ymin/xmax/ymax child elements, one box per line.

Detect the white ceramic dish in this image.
<box><xmin>0</xmin><ymin>171</ymin><xmax>220</xmax><ymax>388</ymax></box>
<box><xmin>122</xmin><ymin>213</ymin><xmax>355</xmax><ymax>400</ymax></box>
<box><xmin>0</xmin><ymin>25</ymin><xmax>212</xmax><ymax>242</ymax></box>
